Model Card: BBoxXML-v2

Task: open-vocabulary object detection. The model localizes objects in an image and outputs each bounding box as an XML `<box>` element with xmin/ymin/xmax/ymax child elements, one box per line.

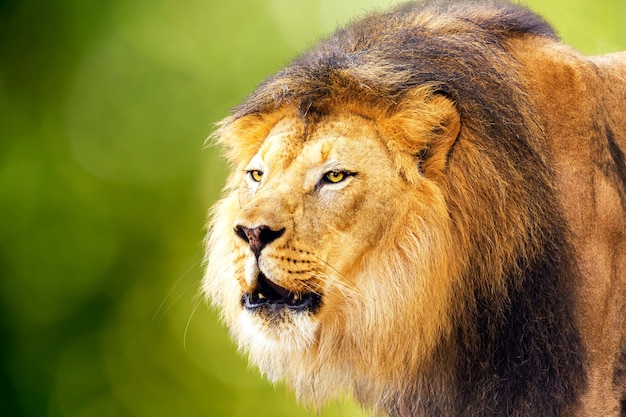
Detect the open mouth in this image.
<box><xmin>242</xmin><ymin>273</ymin><xmax>321</xmax><ymax>313</ymax></box>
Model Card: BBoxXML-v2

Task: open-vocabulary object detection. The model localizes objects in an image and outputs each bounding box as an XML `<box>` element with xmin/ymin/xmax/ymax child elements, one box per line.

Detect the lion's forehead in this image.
<box><xmin>258</xmin><ymin>120</ymin><xmax>303</xmax><ymax>170</ymax></box>
<box><xmin>257</xmin><ymin>114</ymin><xmax>385</xmax><ymax>175</ymax></box>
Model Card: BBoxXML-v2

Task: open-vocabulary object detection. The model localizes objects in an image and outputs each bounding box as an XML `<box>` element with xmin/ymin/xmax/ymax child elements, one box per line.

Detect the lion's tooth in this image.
<box><xmin>258</xmin><ymin>293</ymin><xmax>265</xmax><ymax>299</ymax></box>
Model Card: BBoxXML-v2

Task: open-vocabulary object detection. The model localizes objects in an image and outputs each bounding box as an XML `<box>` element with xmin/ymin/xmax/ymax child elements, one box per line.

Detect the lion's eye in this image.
<box><xmin>248</xmin><ymin>170</ymin><xmax>264</xmax><ymax>182</ymax></box>
<box><xmin>322</xmin><ymin>170</ymin><xmax>356</xmax><ymax>185</ymax></box>
<box><xmin>324</xmin><ymin>171</ymin><xmax>346</xmax><ymax>183</ymax></box>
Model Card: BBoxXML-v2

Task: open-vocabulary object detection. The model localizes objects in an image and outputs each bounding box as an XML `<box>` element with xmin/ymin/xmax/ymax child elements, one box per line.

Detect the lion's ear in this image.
<box><xmin>418</xmin><ymin>94</ymin><xmax>460</xmax><ymax>178</ymax></box>
<box><xmin>380</xmin><ymin>88</ymin><xmax>460</xmax><ymax>182</ymax></box>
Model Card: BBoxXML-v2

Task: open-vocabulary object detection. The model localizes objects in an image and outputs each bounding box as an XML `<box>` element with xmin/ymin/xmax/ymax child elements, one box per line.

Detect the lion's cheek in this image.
<box><xmin>301</xmin><ymin>189</ymin><xmax>401</xmax><ymax>272</ymax></box>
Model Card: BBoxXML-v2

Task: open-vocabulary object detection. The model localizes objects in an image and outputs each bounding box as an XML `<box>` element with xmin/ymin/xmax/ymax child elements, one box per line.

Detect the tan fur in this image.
<box><xmin>203</xmin><ymin>2</ymin><xmax>626</xmax><ymax>416</ymax></box>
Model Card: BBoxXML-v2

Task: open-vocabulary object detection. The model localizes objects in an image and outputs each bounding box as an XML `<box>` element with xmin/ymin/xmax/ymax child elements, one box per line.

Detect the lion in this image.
<box><xmin>203</xmin><ymin>1</ymin><xmax>626</xmax><ymax>416</ymax></box>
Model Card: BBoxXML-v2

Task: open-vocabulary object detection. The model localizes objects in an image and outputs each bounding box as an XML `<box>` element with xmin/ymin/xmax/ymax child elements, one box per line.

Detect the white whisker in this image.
<box><xmin>183</xmin><ymin>294</ymin><xmax>203</xmax><ymax>351</ymax></box>
<box><xmin>310</xmin><ymin>255</ymin><xmax>356</xmax><ymax>296</ymax></box>
<box><xmin>151</xmin><ymin>259</ymin><xmax>202</xmax><ymax>326</ymax></box>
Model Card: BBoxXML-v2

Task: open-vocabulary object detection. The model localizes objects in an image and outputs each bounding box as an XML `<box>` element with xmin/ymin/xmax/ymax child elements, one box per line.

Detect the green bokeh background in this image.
<box><xmin>0</xmin><ymin>1</ymin><xmax>624</xmax><ymax>416</ymax></box>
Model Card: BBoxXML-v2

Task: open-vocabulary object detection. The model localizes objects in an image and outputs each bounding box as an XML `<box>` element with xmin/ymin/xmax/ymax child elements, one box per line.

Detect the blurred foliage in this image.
<box><xmin>0</xmin><ymin>0</ymin><xmax>624</xmax><ymax>416</ymax></box>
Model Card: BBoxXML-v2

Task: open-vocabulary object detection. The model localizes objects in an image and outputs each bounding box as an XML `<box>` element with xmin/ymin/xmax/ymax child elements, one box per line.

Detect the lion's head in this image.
<box><xmin>205</xmin><ymin>87</ymin><xmax>462</xmax><ymax>401</ymax></box>
<box><xmin>203</xmin><ymin>1</ymin><xmax>626</xmax><ymax>416</ymax></box>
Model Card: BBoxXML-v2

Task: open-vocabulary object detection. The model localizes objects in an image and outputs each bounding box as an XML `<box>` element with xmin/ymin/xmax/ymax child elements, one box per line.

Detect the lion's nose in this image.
<box><xmin>234</xmin><ymin>225</ymin><xmax>285</xmax><ymax>257</ymax></box>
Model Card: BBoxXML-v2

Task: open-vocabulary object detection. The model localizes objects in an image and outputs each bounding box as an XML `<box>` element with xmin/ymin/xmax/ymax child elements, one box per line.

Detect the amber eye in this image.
<box><xmin>248</xmin><ymin>170</ymin><xmax>264</xmax><ymax>182</ymax></box>
<box><xmin>324</xmin><ymin>170</ymin><xmax>346</xmax><ymax>183</ymax></box>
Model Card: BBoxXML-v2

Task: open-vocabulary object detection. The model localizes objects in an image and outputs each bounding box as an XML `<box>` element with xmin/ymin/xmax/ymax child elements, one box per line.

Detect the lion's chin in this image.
<box><xmin>236</xmin><ymin>307</ymin><xmax>320</xmax><ymax>381</ymax></box>
<box><xmin>233</xmin><ymin>272</ymin><xmax>323</xmax><ymax>363</ymax></box>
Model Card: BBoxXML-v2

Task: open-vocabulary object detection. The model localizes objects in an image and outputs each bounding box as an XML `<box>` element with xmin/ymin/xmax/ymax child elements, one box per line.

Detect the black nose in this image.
<box><xmin>234</xmin><ymin>225</ymin><xmax>285</xmax><ymax>257</ymax></box>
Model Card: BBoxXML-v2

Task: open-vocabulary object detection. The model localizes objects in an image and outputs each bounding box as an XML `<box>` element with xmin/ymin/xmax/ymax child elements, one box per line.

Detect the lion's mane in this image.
<box><xmin>205</xmin><ymin>1</ymin><xmax>626</xmax><ymax>416</ymax></box>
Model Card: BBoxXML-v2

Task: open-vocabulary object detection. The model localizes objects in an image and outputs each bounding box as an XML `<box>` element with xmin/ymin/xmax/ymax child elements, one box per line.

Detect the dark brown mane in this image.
<box><xmin>230</xmin><ymin>1</ymin><xmax>558</xmax><ymax>172</ymax></box>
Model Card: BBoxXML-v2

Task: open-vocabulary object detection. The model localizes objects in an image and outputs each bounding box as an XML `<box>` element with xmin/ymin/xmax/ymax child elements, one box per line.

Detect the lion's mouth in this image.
<box><xmin>243</xmin><ymin>273</ymin><xmax>321</xmax><ymax>312</ymax></box>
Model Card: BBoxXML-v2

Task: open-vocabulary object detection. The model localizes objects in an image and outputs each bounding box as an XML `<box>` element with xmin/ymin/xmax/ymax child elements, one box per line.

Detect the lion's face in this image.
<box><xmin>210</xmin><ymin>113</ymin><xmax>404</xmax><ymax>347</ymax></box>
<box><xmin>205</xmin><ymin>99</ymin><xmax>460</xmax><ymax>398</ymax></box>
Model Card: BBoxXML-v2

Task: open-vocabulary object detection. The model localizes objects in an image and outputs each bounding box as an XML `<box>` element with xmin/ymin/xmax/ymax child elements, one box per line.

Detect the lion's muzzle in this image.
<box><xmin>234</xmin><ymin>222</ymin><xmax>322</xmax><ymax>314</ymax></box>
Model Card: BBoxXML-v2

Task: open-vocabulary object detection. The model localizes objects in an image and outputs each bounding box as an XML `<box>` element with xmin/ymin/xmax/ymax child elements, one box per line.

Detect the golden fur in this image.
<box><xmin>204</xmin><ymin>2</ymin><xmax>626</xmax><ymax>416</ymax></box>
